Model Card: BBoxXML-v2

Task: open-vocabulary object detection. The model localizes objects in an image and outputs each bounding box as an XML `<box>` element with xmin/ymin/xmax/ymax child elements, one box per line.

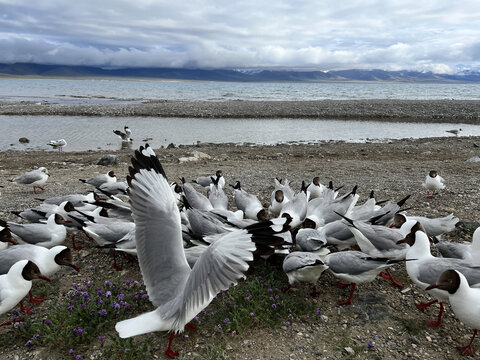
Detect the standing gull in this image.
<box><xmin>11</xmin><ymin>167</ymin><xmax>49</xmax><ymax>194</ymax></box>
<box><xmin>46</xmin><ymin>139</ymin><xmax>67</xmax><ymax>152</ymax></box>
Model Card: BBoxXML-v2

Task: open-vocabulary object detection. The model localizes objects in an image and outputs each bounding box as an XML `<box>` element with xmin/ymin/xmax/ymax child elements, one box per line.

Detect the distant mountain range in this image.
<box><xmin>1</xmin><ymin>62</ymin><xmax>480</xmax><ymax>82</ymax></box>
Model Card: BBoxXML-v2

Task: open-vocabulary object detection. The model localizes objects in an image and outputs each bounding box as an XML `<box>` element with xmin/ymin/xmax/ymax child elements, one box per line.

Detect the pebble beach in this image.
<box><xmin>1</xmin><ymin>100</ymin><xmax>480</xmax><ymax>359</ymax></box>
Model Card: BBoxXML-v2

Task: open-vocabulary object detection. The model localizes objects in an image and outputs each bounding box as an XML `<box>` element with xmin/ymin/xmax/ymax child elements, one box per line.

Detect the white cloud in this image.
<box><xmin>0</xmin><ymin>0</ymin><xmax>479</xmax><ymax>72</ymax></box>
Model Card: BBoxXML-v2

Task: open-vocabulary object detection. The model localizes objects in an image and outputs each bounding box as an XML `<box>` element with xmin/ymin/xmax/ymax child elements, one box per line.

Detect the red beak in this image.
<box><xmin>396</xmin><ymin>239</ymin><xmax>405</xmax><ymax>244</ymax></box>
<box><xmin>425</xmin><ymin>284</ymin><xmax>439</xmax><ymax>290</ymax></box>
<box><xmin>8</xmin><ymin>238</ymin><xmax>17</xmax><ymax>245</ymax></box>
<box><xmin>69</xmin><ymin>264</ymin><xmax>80</xmax><ymax>272</ymax></box>
<box><xmin>39</xmin><ymin>275</ymin><xmax>51</xmax><ymax>282</ymax></box>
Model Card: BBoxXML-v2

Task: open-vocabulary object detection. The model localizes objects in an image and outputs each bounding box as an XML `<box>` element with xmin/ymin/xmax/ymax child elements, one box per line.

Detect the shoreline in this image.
<box><xmin>1</xmin><ymin>99</ymin><xmax>480</xmax><ymax>123</ymax></box>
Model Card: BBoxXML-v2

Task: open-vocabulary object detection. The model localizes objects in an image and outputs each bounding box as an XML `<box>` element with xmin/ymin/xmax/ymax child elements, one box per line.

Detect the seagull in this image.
<box><xmin>115</xmin><ymin>144</ymin><xmax>287</xmax><ymax>357</ymax></box>
<box><xmin>282</xmin><ymin>251</ymin><xmax>328</xmax><ymax>297</ymax></box>
<box><xmin>11</xmin><ymin>167</ymin><xmax>49</xmax><ymax>194</ymax></box>
<box><xmin>231</xmin><ymin>181</ymin><xmax>268</xmax><ymax>221</ymax></box>
<box><xmin>193</xmin><ymin>170</ymin><xmax>225</xmax><ymax>190</ymax></box>
<box><xmin>426</xmin><ymin>269</ymin><xmax>480</xmax><ymax>356</ymax></box>
<box><xmin>422</xmin><ymin>170</ymin><xmax>445</xmax><ymax>199</ymax></box>
<box><xmin>80</xmin><ymin>171</ymin><xmax>117</xmax><ymax>188</ymax></box>
<box><xmin>0</xmin><ymin>227</ymin><xmax>16</xmax><ymax>250</ymax></box>
<box><xmin>433</xmin><ymin>227</ymin><xmax>480</xmax><ymax>264</ymax></box>
<box><xmin>0</xmin><ymin>245</ymin><xmax>79</xmax><ymax>276</ymax></box>
<box><xmin>324</xmin><ymin>250</ymin><xmax>402</xmax><ymax>305</ymax></box>
<box><xmin>446</xmin><ymin>128</ymin><xmax>462</xmax><ymax>136</ymax></box>
<box><xmin>0</xmin><ymin>260</ymin><xmax>50</xmax><ymax>324</ymax></box>
<box><xmin>1</xmin><ymin>213</ymin><xmax>68</xmax><ymax>249</ymax></box>
<box><xmin>398</xmin><ymin>222</ymin><xmax>480</xmax><ymax>327</ymax></box>
<box><xmin>113</xmin><ymin>125</ymin><xmax>132</xmax><ymax>142</ymax></box>
<box><xmin>268</xmin><ymin>178</ymin><xmax>294</xmax><ymax>217</ymax></box>
<box><xmin>46</xmin><ymin>139</ymin><xmax>67</xmax><ymax>152</ymax></box>
<box><xmin>393</xmin><ymin>212</ymin><xmax>458</xmax><ymax>238</ymax></box>
<box><xmin>0</xmin><ymin>245</ymin><xmax>79</xmax><ymax>305</ymax></box>
<box><xmin>306</xmin><ymin>176</ymin><xmax>326</xmax><ymax>200</ymax></box>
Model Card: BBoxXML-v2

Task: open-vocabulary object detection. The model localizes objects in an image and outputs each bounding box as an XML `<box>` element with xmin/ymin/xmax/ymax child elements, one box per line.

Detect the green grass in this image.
<box><xmin>0</xmin><ymin>265</ymin><xmax>323</xmax><ymax>359</ymax></box>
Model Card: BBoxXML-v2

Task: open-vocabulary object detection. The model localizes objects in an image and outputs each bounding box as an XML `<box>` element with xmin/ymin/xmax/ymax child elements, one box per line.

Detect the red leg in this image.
<box><xmin>0</xmin><ymin>320</ymin><xmax>12</xmax><ymax>327</ymax></box>
<box><xmin>379</xmin><ymin>269</ymin><xmax>403</xmax><ymax>288</ymax></box>
<box><xmin>336</xmin><ymin>281</ymin><xmax>350</xmax><ymax>288</ymax></box>
<box><xmin>165</xmin><ymin>333</ymin><xmax>179</xmax><ymax>358</ymax></box>
<box><xmin>112</xmin><ymin>250</ymin><xmax>122</xmax><ymax>271</ymax></box>
<box><xmin>416</xmin><ymin>299</ymin><xmax>438</xmax><ymax>310</ymax></box>
<box><xmin>338</xmin><ymin>283</ymin><xmax>356</xmax><ymax>305</ymax></box>
<box><xmin>425</xmin><ymin>302</ymin><xmax>445</xmax><ymax>327</ymax></box>
<box><xmin>20</xmin><ymin>301</ymin><xmax>33</xmax><ymax>315</ymax></box>
<box><xmin>309</xmin><ymin>286</ymin><xmax>322</xmax><ymax>297</ymax></box>
<box><xmin>28</xmin><ymin>290</ymin><xmax>44</xmax><ymax>305</ymax></box>
<box><xmin>457</xmin><ymin>329</ymin><xmax>478</xmax><ymax>356</ymax></box>
<box><xmin>71</xmin><ymin>234</ymin><xmax>82</xmax><ymax>251</ymax></box>
<box><xmin>186</xmin><ymin>322</ymin><xmax>196</xmax><ymax>330</ymax></box>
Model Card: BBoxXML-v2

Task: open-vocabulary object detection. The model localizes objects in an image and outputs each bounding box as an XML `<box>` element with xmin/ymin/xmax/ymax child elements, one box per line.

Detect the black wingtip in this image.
<box><xmin>334</xmin><ymin>211</ymin><xmax>354</xmax><ymax>226</ymax></box>
<box><xmin>396</xmin><ymin>195</ymin><xmax>411</xmax><ymax>207</ymax></box>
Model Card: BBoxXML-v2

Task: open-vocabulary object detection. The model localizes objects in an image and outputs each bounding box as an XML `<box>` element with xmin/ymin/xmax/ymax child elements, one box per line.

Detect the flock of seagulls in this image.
<box><xmin>1</xmin><ymin>143</ymin><xmax>480</xmax><ymax>358</ymax></box>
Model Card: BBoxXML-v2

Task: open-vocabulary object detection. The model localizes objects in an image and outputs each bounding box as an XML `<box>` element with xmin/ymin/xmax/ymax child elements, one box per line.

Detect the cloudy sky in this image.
<box><xmin>1</xmin><ymin>0</ymin><xmax>479</xmax><ymax>73</ymax></box>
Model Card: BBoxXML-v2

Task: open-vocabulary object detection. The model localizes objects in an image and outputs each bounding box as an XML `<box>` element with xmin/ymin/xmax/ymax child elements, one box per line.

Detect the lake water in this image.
<box><xmin>1</xmin><ymin>79</ymin><xmax>480</xmax><ymax>103</ymax></box>
<box><xmin>0</xmin><ymin>115</ymin><xmax>477</xmax><ymax>152</ymax></box>
<box><xmin>0</xmin><ymin>79</ymin><xmax>479</xmax><ymax>151</ymax></box>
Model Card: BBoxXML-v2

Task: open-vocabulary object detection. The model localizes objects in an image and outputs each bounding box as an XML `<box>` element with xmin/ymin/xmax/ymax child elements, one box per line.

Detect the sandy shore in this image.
<box><xmin>1</xmin><ymin>99</ymin><xmax>480</xmax><ymax>123</ymax></box>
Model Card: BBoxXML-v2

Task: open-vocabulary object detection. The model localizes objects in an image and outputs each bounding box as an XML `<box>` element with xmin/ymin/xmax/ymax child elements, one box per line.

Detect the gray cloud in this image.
<box><xmin>0</xmin><ymin>0</ymin><xmax>479</xmax><ymax>72</ymax></box>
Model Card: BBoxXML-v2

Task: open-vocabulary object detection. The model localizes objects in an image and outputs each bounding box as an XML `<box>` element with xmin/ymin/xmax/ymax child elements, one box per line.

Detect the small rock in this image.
<box><xmin>344</xmin><ymin>347</ymin><xmax>355</xmax><ymax>355</ymax></box>
<box><xmin>467</xmin><ymin>156</ymin><xmax>480</xmax><ymax>163</ymax></box>
<box><xmin>97</xmin><ymin>154</ymin><xmax>118</xmax><ymax>166</ymax></box>
<box><xmin>18</xmin><ymin>137</ymin><xmax>30</xmax><ymax>143</ymax></box>
<box><xmin>167</xmin><ymin>143</ymin><xmax>176</xmax><ymax>149</ymax></box>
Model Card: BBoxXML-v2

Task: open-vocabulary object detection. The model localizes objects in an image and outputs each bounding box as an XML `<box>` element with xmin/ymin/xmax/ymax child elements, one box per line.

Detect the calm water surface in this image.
<box><xmin>0</xmin><ymin>115</ymin><xmax>477</xmax><ymax>152</ymax></box>
<box><xmin>1</xmin><ymin>79</ymin><xmax>480</xmax><ymax>103</ymax></box>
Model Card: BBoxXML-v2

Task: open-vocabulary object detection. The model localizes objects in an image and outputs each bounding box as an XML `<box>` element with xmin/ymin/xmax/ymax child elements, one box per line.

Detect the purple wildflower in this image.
<box><xmin>125</xmin><ymin>280</ymin><xmax>131</xmax><ymax>285</ymax></box>
<box><xmin>99</xmin><ymin>335</ymin><xmax>105</xmax><ymax>343</ymax></box>
<box><xmin>25</xmin><ymin>339</ymin><xmax>33</xmax><ymax>347</ymax></box>
<box><xmin>367</xmin><ymin>342</ymin><xmax>375</xmax><ymax>349</ymax></box>
<box><xmin>75</xmin><ymin>355</ymin><xmax>82</xmax><ymax>360</ymax></box>
<box><xmin>184</xmin><ymin>335</ymin><xmax>189</xmax><ymax>340</ymax></box>
<box><xmin>76</xmin><ymin>328</ymin><xmax>83</xmax><ymax>335</ymax></box>
<box><xmin>272</xmin><ymin>303</ymin><xmax>277</xmax><ymax>309</ymax></box>
<box><xmin>316</xmin><ymin>309</ymin><xmax>321</xmax><ymax>316</ymax></box>
<box><xmin>89</xmin><ymin>265</ymin><xmax>94</xmax><ymax>270</ymax></box>
<box><xmin>268</xmin><ymin>288</ymin><xmax>273</xmax><ymax>293</ymax></box>
<box><xmin>69</xmin><ymin>349</ymin><xmax>75</xmax><ymax>354</ymax></box>
<box><xmin>224</xmin><ymin>318</ymin><xmax>230</xmax><ymax>323</ymax></box>
<box><xmin>124</xmin><ymin>348</ymin><xmax>130</xmax><ymax>353</ymax></box>
<box><xmin>44</xmin><ymin>319</ymin><xmax>51</xmax><ymax>325</ymax></box>
<box><xmin>283</xmin><ymin>321</ymin><xmax>291</xmax><ymax>327</ymax></box>
<box><xmin>249</xmin><ymin>312</ymin><xmax>255</xmax><ymax>316</ymax></box>
<box><xmin>105</xmin><ymin>291</ymin><xmax>112</xmax><ymax>297</ymax></box>
<box><xmin>141</xmin><ymin>294</ymin><xmax>148</xmax><ymax>300</ymax></box>
<box><xmin>104</xmin><ymin>280</ymin><xmax>111</xmax><ymax>287</ymax></box>
<box><xmin>112</xmin><ymin>302</ymin><xmax>121</xmax><ymax>310</ymax></box>
<box><xmin>33</xmin><ymin>334</ymin><xmax>39</xmax><ymax>339</ymax></box>
<box><xmin>118</xmin><ymin>293</ymin><xmax>125</xmax><ymax>300</ymax></box>
<box><xmin>98</xmin><ymin>309</ymin><xmax>107</xmax><ymax>316</ymax></box>
<box><xmin>226</xmin><ymin>301</ymin><xmax>232</xmax><ymax>306</ymax></box>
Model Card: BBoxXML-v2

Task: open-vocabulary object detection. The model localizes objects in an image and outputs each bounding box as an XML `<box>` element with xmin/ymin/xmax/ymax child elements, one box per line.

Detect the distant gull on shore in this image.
<box><xmin>446</xmin><ymin>128</ymin><xmax>462</xmax><ymax>136</ymax></box>
<box><xmin>47</xmin><ymin>139</ymin><xmax>67</xmax><ymax>152</ymax></box>
<box><xmin>113</xmin><ymin>125</ymin><xmax>132</xmax><ymax>142</ymax></box>
<box><xmin>11</xmin><ymin>167</ymin><xmax>49</xmax><ymax>194</ymax></box>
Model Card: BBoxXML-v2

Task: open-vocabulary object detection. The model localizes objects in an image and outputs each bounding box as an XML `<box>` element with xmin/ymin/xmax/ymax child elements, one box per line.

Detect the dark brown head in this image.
<box><xmin>0</xmin><ymin>227</ymin><xmax>16</xmax><ymax>245</ymax></box>
<box><xmin>108</xmin><ymin>171</ymin><xmax>115</xmax><ymax>178</ymax></box>
<box><xmin>425</xmin><ymin>269</ymin><xmax>461</xmax><ymax>294</ymax></box>
<box><xmin>64</xmin><ymin>201</ymin><xmax>76</xmax><ymax>212</ymax></box>
<box><xmin>22</xmin><ymin>261</ymin><xmax>51</xmax><ymax>282</ymax></box>
<box><xmin>54</xmin><ymin>248</ymin><xmax>80</xmax><ymax>272</ymax></box>
<box><xmin>215</xmin><ymin>170</ymin><xmax>223</xmax><ymax>178</ymax></box>
<box><xmin>257</xmin><ymin>209</ymin><xmax>268</xmax><ymax>221</ymax></box>
<box><xmin>313</xmin><ymin>176</ymin><xmax>320</xmax><ymax>186</ymax></box>
<box><xmin>397</xmin><ymin>221</ymin><xmax>426</xmax><ymax>245</ymax></box>
<box><xmin>428</xmin><ymin>170</ymin><xmax>438</xmax><ymax>178</ymax></box>
<box><xmin>303</xmin><ymin>218</ymin><xmax>317</xmax><ymax>229</ymax></box>
<box><xmin>393</xmin><ymin>213</ymin><xmax>407</xmax><ymax>228</ymax></box>
<box><xmin>274</xmin><ymin>190</ymin><xmax>284</xmax><ymax>203</ymax></box>
<box><xmin>54</xmin><ymin>214</ymin><xmax>67</xmax><ymax>225</ymax></box>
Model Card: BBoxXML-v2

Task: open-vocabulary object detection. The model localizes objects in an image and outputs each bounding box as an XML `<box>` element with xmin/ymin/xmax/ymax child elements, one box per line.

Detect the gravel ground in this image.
<box><xmin>1</xmin><ymin>99</ymin><xmax>480</xmax><ymax>123</ymax></box>
<box><xmin>1</xmin><ymin>136</ymin><xmax>480</xmax><ymax>359</ymax></box>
